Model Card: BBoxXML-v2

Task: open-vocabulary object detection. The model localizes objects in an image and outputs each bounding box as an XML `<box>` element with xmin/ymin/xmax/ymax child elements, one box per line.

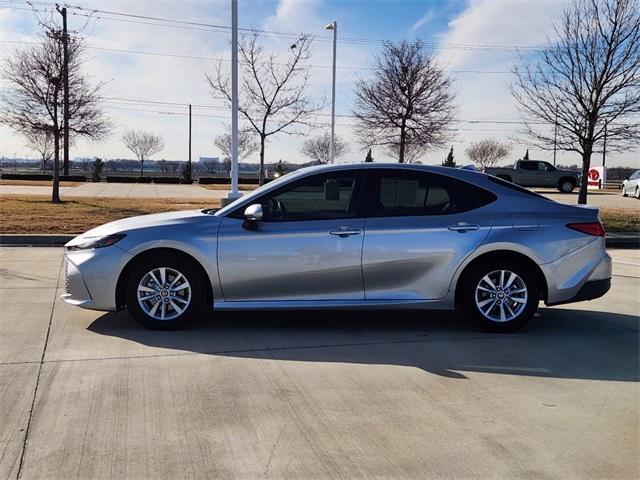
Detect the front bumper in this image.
<box><xmin>61</xmin><ymin>245</ymin><xmax>133</xmax><ymax>311</ymax></box>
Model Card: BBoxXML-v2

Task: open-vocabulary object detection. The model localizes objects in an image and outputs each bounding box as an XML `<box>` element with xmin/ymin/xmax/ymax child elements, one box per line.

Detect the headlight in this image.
<box><xmin>66</xmin><ymin>233</ymin><xmax>126</xmax><ymax>251</ymax></box>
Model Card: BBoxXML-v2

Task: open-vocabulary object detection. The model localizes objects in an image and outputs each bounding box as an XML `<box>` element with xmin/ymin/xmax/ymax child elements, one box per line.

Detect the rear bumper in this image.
<box><xmin>542</xmin><ymin>237</ymin><xmax>612</xmax><ymax>305</ymax></box>
<box><xmin>547</xmin><ymin>278</ymin><xmax>611</xmax><ymax>306</ymax></box>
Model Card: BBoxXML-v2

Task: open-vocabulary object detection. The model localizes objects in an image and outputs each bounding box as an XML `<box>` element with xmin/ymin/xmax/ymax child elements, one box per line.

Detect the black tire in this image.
<box><xmin>458</xmin><ymin>259</ymin><xmax>539</xmax><ymax>333</ymax></box>
<box><xmin>558</xmin><ymin>179</ymin><xmax>576</xmax><ymax>193</ymax></box>
<box><xmin>635</xmin><ymin>187</ymin><xmax>640</xmax><ymax>200</ymax></box>
<box><xmin>125</xmin><ymin>254</ymin><xmax>206</xmax><ymax>329</ymax></box>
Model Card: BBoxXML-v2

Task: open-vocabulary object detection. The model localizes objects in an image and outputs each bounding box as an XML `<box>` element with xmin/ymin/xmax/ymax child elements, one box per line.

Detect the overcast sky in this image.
<box><xmin>1</xmin><ymin>0</ymin><xmax>638</xmax><ymax>167</ymax></box>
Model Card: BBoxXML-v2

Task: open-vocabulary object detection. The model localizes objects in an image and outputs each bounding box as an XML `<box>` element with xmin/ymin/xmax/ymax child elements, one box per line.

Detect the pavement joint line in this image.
<box><xmin>15</xmin><ymin>253</ymin><xmax>64</xmax><ymax>480</ymax></box>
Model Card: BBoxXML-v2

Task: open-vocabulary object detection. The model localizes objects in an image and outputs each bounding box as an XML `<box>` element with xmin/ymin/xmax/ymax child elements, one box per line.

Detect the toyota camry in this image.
<box><xmin>63</xmin><ymin>163</ymin><xmax>612</xmax><ymax>332</ymax></box>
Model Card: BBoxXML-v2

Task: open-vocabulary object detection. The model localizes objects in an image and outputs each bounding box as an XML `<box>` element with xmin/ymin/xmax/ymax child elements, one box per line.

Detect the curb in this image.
<box><xmin>1</xmin><ymin>233</ymin><xmax>638</xmax><ymax>249</ymax></box>
<box><xmin>0</xmin><ymin>234</ymin><xmax>75</xmax><ymax>246</ymax></box>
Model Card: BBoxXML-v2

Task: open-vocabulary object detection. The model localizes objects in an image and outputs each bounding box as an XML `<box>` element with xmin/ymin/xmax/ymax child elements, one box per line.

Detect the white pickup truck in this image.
<box><xmin>485</xmin><ymin>160</ymin><xmax>581</xmax><ymax>193</ymax></box>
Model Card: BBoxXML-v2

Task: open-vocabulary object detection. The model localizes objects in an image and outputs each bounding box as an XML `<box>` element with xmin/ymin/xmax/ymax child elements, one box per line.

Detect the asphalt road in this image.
<box><xmin>1</xmin><ymin>248</ymin><xmax>638</xmax><ymax>479</ymax></box>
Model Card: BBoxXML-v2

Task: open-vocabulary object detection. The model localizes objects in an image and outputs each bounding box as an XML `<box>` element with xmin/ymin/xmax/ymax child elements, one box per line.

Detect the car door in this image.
<box><xmin>217</xmin><ymin>170</ymin><xmax>366</xmax><ymax>301</ymax></box>
<box><xmin>538</xmin><ymin>162</ymin><xmax>557</xmax><ymax>186</ymax></box>
<box><xmin>361</xmin><ymin>169</ymin><xmax>495</xmax><ymax>300</ymax></box>
<box><xmin>517</xmin><ymin>161</ymin><xmax>543</xmax><ymax>186</ymax></box>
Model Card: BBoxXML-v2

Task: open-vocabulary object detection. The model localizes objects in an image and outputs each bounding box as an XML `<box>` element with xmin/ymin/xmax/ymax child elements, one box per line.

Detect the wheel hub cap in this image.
<box><xmin>137</xmin><ymin>267</ymin><xmax>191</xmax><ymax>321</ymax></box>
<box><xmin>475</xmin><ymin>270</ymin><xmax>528</xmax><ymax>323</ymax></box>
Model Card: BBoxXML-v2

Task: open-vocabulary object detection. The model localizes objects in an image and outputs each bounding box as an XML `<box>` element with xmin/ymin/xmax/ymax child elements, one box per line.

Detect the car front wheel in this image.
<box><xmin>125</xmin><ymin>255</ymin><xmax>205</xmax><ymax>329</ymax></box>
<box><xmin>459</xmin><ymin>260</ymin><xmax>539</xmax><ymax>332</ymax></box>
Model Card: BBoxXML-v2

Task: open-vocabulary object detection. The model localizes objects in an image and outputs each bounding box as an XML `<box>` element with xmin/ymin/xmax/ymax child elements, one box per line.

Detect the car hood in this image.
<box><xmin>65</xmin><ymin>210</ymin><xmax>217</xmax><ymax>247</ymax></box>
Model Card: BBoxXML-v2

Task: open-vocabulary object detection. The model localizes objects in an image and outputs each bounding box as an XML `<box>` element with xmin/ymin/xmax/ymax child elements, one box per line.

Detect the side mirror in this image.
<box><xmin>244</xmin><ymin>203</ymin><xmax>263</xmax><ymax>221</ymax></box>
<box><xmin>242</xmin><ymin>204</ymin><xmax>263</xmax><ymax>231</ymax></box>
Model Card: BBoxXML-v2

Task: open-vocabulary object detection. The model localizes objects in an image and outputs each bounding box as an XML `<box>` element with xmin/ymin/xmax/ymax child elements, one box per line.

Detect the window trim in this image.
<box><xmin>225</xmin><ymin>170</ymin><xmax>366</xmax><ymax>222</ymax></box>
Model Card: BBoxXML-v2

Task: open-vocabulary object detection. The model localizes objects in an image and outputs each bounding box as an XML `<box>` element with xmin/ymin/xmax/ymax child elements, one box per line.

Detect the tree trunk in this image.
<box><xmin>140</xmin><ymin>159</ymin><xmax>144</xmax><ymax>178</ymax></box>
<box><xmin>399</xmin><ymin>121</ymin><xmax>406</xmax><ymax>164</ymax></box>
<box><xmin>578</xmin><ymin>145</ymin><xmax>592</xmax><ymax>205</ymax></box>
<box><xmin>52</xmin><ymin>131</ymin><xmax>60</xmax><ymax>204</ymax></box>
<box><xmin>259</xmin><ymin>135</ymin><xmax>266</xmax><ymax>186</ymax></box>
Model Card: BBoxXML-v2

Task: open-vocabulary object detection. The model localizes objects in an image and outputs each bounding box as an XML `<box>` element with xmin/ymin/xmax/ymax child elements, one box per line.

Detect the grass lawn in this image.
<box><xmin>200</xmin><ymin>184</ymin><xmax>259</xmax><ymax>191</ymax></box>
<box><xmin>0</xmin><ymin>194</ymin><xmax>637</xmax><ymax>234</ymax></box>
<box><xmin>600</xmin><ymin>208</ymin><xmax>640</xmax><ymax>232</ymax></box>
<box><xmin>0</xmin><ymin>195</ymin><xmax>219</xmax><ymax>234</ymax></box>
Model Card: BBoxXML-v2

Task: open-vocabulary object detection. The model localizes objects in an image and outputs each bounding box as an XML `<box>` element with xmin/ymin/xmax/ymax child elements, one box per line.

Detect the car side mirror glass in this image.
<box><xmin>244</xmin><ymin>204</ymin><xmax>263</xmax><ymax>221</ymax></box>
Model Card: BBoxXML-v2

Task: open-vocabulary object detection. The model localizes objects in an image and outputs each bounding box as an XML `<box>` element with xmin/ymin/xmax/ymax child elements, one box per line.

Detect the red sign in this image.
<box><xmin>588</xmin><ymin>169</ymin><xmax>600</xmax><ymax>181</ymax></box>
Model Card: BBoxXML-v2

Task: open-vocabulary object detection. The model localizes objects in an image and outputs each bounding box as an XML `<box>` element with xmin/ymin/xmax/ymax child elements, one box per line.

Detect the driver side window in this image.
<box><xmin>260</xmin><ymin>173</ymin><xmax>360</xmax><ymax>222</ymax></box>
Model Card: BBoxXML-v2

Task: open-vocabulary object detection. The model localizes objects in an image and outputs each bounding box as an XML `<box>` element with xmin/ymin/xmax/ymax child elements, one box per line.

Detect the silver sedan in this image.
<box><xmin>63</xmin><ymin>164</ymin><xmax>612</xmax><ymax>332</ymax></box>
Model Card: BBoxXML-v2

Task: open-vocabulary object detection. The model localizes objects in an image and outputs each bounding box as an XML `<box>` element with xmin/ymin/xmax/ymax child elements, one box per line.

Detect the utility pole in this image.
<box><xmin>188</xmin><ymin>103</ymin><xmax>192</xmax><ymax>170</ymax></box>
<box><xmin>602</xmin><ymin>120</ymin><xmax>608</xmax><ymax>168</ymax></box>
<box><xmin>56</xmin><ymin>6</ymin><xmax>70</xmax><ymax>176</ymax></box>
<box><xmin>324</xmin><ymin>21</ymin><xmax>337</xmax><ymax>164</ymax></box>
<box><xmin>553</xmin><ymin>112</ymin><xmax>558</xmax><ymax>166</ymax></box>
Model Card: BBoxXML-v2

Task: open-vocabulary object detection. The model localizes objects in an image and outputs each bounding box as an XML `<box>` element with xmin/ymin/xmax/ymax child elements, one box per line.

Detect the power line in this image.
<box><xmin>0</xmin><ymin>40</ymin><xmax>519</xmax><ymax>75</ymax></box>
<box><xmin>0</xmin><ymin>0</ymin><xmax>545</xmax><ymax>53</ymax></box>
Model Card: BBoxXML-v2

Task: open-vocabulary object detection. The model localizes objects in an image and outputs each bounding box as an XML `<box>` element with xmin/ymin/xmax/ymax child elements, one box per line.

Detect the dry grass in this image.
<box><xmin>200</xmin><ymin>184</ymin><xmax>259</xmax><ymax>191</ymax></box>
<box><xmin>600</xmin><ymin>208</ymin><xmax>640</xmax><ymax>233</ymax></box>
<box><xmin>0</xmin><ymin>179</ymin><xmax>83</xmax><ymax>187</ymax></box>
<box><xmin>0</xmin><ymin>195</ymin><xmax>219</xmax><ymax>234</ymax></box>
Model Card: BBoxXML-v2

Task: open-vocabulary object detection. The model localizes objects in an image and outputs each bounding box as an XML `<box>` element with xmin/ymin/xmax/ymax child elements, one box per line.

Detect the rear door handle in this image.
<box><xmin>329</xmin><ymin>226</ymin><xmax>362</xmax><ymax>237</ymax></box>
<box><xmin>447</xmin><ymin>222</ymin><xmax>480</xmax><ymax>232</ymax></box>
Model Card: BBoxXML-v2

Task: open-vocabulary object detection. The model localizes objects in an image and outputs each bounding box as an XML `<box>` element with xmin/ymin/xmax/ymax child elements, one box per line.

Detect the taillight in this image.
<box><xmin>567</xmin><ymin>222</ymin><xmax>606</xmax><ymax>237</ymax></box>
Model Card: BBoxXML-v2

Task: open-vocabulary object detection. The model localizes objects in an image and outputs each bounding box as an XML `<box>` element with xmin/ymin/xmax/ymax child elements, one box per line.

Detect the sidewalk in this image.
<box><xmin>0</xmin><ymin>182</ymin><xmax>236</xmax><ymax>199</ymax></box>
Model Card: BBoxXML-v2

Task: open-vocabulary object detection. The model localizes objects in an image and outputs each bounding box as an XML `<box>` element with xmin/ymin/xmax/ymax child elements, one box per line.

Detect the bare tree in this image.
<box><xmin>214</xmin><ymin>127</ymin><xmax>259</xmax><ymax>167</ymax></box>
<box><xmin>1</xmin><ymin>29</ymin><xmax>111</xmax><ymax>202</ymax></box>
<box><xmin>385</xmin><ymin>141</ymin><xmax>426</xmax><ymax>163</ymax></box>
<box><xmin>24</xmin><ymin>130</ymin><xmax>55</xmax><ymax>172</ymax></box>
<box><xmin>353</xmin><ymin>40</ymin><xmax>456</xmax><ymax>164</ymax></box>
<box><xmin>207</xmin><ymin>32</ymin><xmax>321</xmax><ymax>184</ymax></box>
<box><xmin>512</xmin><ymin>0</ymin><xmax>640</xmax><ymax>204</ymax></box>
<box><xmin>301</xmin><ymin>132</ymin><xmax>349</xmax><ymax>164</ymax></box>
<box><xmin>466</xmin><ymin>139</ymin><xmax>512</xmax><ymax>169</ymax></box>
<box><xmin>122</xmin><ymin>129</ymin><xmax>165</xmax><ymax>177</ymax></box>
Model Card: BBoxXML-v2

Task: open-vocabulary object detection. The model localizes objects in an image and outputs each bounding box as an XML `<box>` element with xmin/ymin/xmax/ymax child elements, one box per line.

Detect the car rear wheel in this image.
<box><xmin>125</xmin><ymin>255</ymin><xmax>205</xmax><ymax>329</ymax></box>
<box><xmin>558</xmin><ymin>179</ymin><xmax>576</xmax><ymax>193</ymax></box>
<box><xmin>635</xmin><ymin>187</ymin><xmax>640</xmax><ymax>199</ymax></box>
<box><xmin>459</xmin><ymin>260</ymin><xmax>539</xmax><ymax>332</ymax></box>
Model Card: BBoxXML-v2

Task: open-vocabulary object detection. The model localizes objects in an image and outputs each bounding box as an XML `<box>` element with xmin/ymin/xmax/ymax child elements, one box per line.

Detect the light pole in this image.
<box><xmin>325</xmin><ymin>21</ymin><xmax>337</xmax><ymax>164</ymax></box>
<box><xmin>227</xmin><ymin>0</ymin><xmax>241</xmax><ymax>204</ymax></box>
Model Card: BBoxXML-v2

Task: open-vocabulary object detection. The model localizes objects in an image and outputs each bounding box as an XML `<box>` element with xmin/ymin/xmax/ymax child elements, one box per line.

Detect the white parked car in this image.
<box><xmin>622</xmin><ymin>170</ymin><xmax>640</xmax><ymax>199</ymax></box>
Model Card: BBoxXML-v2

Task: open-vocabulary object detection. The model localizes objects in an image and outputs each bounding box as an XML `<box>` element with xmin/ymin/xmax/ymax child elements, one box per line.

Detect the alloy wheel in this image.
<box><xmin>475</xmin><ymin>270</ymin><xmax>528</xmax><ymax>323</ymax></box>
<box><xmin>137</xmin><ymin>267</ymin><xmax>191</xmax><ymax>321</ymax></box>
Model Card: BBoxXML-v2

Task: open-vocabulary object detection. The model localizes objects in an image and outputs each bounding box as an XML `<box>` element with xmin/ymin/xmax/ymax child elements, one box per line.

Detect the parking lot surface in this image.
<box><xmin>1</xmin><ymin>248</ymin><xmax>638</xmax><ymax>479</ymax></box>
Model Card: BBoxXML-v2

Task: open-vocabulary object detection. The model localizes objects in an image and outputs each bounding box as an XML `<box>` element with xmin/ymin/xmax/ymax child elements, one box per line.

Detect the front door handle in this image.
<box><xmin>329</xmin><ymin>226</ymin><xmax>362</xmax><ymax>237</ymax></box>
<box><xmin>447</xmin><ymin>222</ymin><xmax>480</xmax><ymax>232</ymax></box>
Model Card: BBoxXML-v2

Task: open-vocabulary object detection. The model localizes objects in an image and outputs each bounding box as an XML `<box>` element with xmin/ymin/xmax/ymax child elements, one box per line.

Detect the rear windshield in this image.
<box><xmin>486</xmin><ymin>175</ymin><xmax>551</xmax><ymax>201</ymax></box>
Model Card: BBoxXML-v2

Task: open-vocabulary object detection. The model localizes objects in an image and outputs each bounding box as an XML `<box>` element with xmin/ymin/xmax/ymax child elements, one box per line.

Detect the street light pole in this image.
<box><xmin>228</xmin><ymin>0</ymin><xmax>240</xmax><ymax>201</ymax></box>
<box><xmin>325</xmin><ymin>21</ymin><xmax>337</xmax><ymax>164</ymax></box>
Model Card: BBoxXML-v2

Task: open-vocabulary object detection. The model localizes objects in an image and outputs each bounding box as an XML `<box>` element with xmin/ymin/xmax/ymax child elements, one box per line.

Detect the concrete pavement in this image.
<box><xmin>1</xmin><ymin>182</ymin><xmax>638</xmax><ymax>209</ymax></box>
<box><xmin>0</xmin><ymin>248</ymin><xmax>638</xmax><ymax>479</ymax></box>
<box><xmin>0</xmin><ymin>182</ymin><xmax>238</xmax><ymax>199</ymax></box>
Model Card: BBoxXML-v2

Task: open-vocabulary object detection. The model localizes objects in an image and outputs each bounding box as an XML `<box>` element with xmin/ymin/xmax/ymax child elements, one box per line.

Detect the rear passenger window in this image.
<box><xmin>370</xmin><ymin>171</ymin><xmax>496</xmax><ymax>217</ymax></box>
